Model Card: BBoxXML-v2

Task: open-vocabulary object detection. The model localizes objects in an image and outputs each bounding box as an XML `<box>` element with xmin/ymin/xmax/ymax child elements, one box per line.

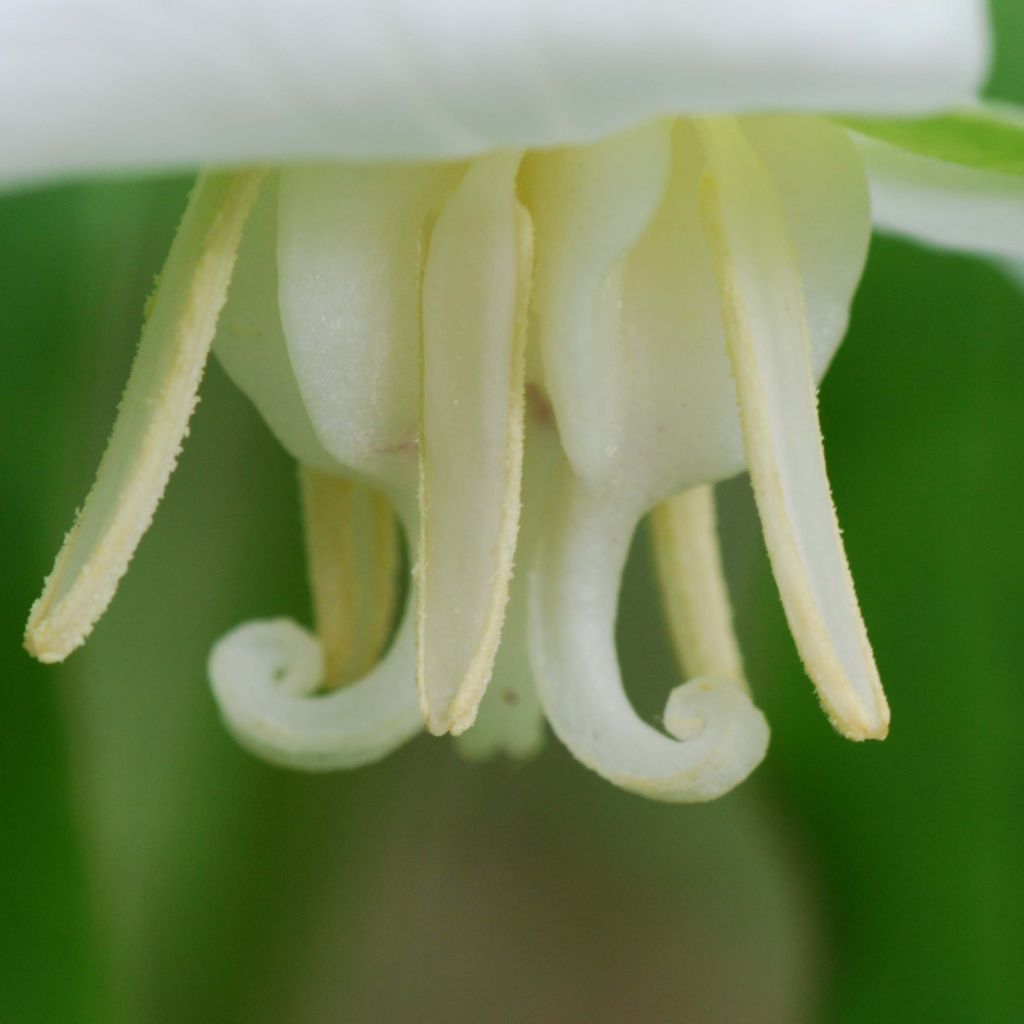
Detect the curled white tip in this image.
<box><xmin>209</xmin><ymin>613</ymin><xmax>421</xmax><ymax>772</ymax></box>
<box><xmin>215</xmin><ymin>618</ymin><xmax>323</xmax><ymax>698</ymax></box>
<box><xmin>663</xmin><ymin>676</ymin><xmax>759</xmax><ymax>748</ymax></box>
<box><xmin>529</xmin><ymin>459</ymin><xmax>769</xmax><ymax>803</ymax></box>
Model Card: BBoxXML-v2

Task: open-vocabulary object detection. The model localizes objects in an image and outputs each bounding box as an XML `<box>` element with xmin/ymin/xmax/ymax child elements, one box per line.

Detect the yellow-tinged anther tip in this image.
<box><xmin>23</xmin><ymin>623</ymin><xmax>64</xmax><ymax>665</ymax></box>
<box><xmin>23</xmin><ymin>171</ymin><xmax>264</xmax><ymax>667</ymax></box>
<box><xmin>698</xmin><ymin>118</ymin><xmax>889</xmax><ymax>749</ymax></box>
<box><xmin>830</xmin><ymin>697</ymin><xmax>890</xmax><ymax>742</ymax></box>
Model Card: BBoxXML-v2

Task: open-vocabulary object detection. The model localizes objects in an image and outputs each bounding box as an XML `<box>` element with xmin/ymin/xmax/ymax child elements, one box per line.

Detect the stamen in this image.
<box><xmin>649</xmin><ymin>485</ymin><xmax>747</xmax><ymax>692</ymax></box>
<box><xmin>25</xmin><ymin>170</ymin><xmax>264</xmax><ymax>663</ymax></box>
<box><xmin>417</xmin><ymin>152</ymin><xmax>533</xmax><ymax>735</ymax></box>
<box><xmin>697</xmin><ymin>118</ymin><xmax>889</xmax><ymax>741</ymax></box>
<box><xmin>300</xmin><ymin>468</ymin><xmax>399</xmax><ymax>688</ymax></box>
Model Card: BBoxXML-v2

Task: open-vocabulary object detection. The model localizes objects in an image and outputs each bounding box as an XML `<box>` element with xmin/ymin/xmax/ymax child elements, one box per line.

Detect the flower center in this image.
<box><xmin>25</xmin><ymin>114</ymin><xmax>887</xmax><ymax>798</ymax></box>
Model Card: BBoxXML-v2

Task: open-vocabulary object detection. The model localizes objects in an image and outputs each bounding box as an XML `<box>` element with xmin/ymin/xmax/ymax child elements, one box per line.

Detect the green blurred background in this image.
<box><xmin>3</xmin><ymin>8</ymin><xmax>1024</xmax><ymax>1022</ymax></box>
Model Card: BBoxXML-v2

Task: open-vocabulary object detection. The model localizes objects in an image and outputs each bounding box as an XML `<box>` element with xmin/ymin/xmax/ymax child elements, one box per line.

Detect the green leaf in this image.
<box><xmin>838</xmin><ymin>103</ymin><xmax>1024</xmax><ymax>176</ymax></box>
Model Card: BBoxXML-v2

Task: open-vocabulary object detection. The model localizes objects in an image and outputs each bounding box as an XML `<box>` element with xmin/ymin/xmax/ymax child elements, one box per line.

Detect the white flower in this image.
<box><xmin>10</xmin><ymin>0</ymin><xmax>1016</xmax><ymax>800</ymax></box>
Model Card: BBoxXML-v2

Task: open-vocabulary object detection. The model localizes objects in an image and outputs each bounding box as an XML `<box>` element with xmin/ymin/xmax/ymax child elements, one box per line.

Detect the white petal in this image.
<box><xmin>699</xmin><ymin>118</ymin><xmax>888</xmax><ymax>740</ymax></box>
<box><xmin>25</xmin><ymin>171</ymin><xmax>263</xmax><ymax>663</ymax></box>
<box><xmin>1</xmin><ymin>0</ymin><xmax>987</xmax><ymax>185</ymax></box>
<box><xmin>529</xmin><ymin>450</ymin><xmax>769</xmax><ymax>802</ymax></box>
<box><xmin>855</xmin><ymin>135</ymin><xmax>1024</xmax><ymax>261</ymax></box>
<box><xmin>276</xmin><ymin>162</ymin><xmax>459</xmax><ymax>485</ymax></box>
<box><xmin>212</xmin><ymin>174</ymin><xmax>339</xmax><ymax>474</ymax></box>
<box><xmin>209</xmin><ymin>613</ymin><xmax>420</xmax><ymax>771</ymax></box>
<box><xmin>417</xmin><ymin>153</ymin><xmax>530</xmax><ymax>734</ymax></box>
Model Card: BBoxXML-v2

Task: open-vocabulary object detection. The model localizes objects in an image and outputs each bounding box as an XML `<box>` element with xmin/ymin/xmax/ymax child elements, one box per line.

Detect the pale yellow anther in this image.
<box><xmin>25</xmin><ymin>170</ymin><xmax>265</xmax><ymax>663</ymax></box>
<box><xmin>649</xmin><ymin>485</ymin><xmax>747</xmax><ymax>692</ymax></box>
<box><xmin>697</xmin><ymin>117</ymin><xmax>888</xmax><ymax>741</ymax></box>
<box><xmin>417</xmin><ymin>151</ymin><xmax>534</xmax><ymax>736</ymax></box>
<box><xmin>301</xmin><ymin>468</ymin><xmax>400</xmax><ymax>688</ymax></box>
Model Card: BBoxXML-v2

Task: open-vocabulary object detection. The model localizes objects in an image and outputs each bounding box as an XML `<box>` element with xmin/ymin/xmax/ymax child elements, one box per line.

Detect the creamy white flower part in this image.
<box><xmin>16</xmin><ymin>0</ymin><xmax>1006</xmax><ymax>799</ymax></box>
<box><xmin>17</xmin><ymin>117</ymin><xmax>884</xmax><ymax>797</ymax></box>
